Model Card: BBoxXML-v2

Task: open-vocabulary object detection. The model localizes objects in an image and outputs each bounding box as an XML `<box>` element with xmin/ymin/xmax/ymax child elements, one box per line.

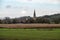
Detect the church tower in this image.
<box><xmin>33</xmin><ymin>10</ymin><xmax>36</xmax><ymax>18</ymax></box>
<box><xmin>33</xmin><ymin>10</ymin><xmax>36</xmax><ymax>20</ymax></box>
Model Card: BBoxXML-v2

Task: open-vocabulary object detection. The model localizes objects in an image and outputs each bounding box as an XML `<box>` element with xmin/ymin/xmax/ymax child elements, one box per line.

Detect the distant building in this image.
<box><xmin>33</xmin><ymin>10</ymin><xmax>36</xmax><ymax>18</ymax></box>
<box><xmin>33</xmin><ymin>10</ymin><xmax>36</xmax><ymax>20</ymax></box>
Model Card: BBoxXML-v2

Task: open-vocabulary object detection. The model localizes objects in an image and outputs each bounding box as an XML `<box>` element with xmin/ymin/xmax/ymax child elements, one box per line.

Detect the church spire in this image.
<box><xmin>33</xmin><ymin>10</ymin><xmax>36</xmax><ymax>21</ymax></box>
<box><xmin>33</xmin><ymin>10</ymin><xmax>36</xmax><ymax>18</ymax></box>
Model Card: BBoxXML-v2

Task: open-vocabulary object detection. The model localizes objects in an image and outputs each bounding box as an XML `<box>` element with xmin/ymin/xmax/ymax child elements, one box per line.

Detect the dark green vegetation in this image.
<box><xmin>0</xmin><ymin>28</ymin><xmax>60</xmax><ymax>40</ymax></box>
<box><xmin>0</xmin><ymin>14</ymin><xmax>60</xmax><ymax>24</ymax></box>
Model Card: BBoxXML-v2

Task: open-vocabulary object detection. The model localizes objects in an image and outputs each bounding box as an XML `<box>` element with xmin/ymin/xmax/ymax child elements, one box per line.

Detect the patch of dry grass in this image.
<box><xmin>0</xmin><ymin>24</ymin><xmax>60</xmax><ymax>28</ymax></box>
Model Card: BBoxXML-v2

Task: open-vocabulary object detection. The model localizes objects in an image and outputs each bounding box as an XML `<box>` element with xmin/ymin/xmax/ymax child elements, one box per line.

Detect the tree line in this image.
<box><xmin>0</xmin><ymin>14</ymin><xmax>60</xmax><ymax>24</ymax></box>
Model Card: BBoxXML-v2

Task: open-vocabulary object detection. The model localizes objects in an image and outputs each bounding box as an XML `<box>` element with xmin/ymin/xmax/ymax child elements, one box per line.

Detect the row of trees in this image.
<box><xmin>0</xmin><ymin>17</ymin><xmax>18</xmax><ymax>24</ymax></box>
<box><xmin>0</xmin><ymin>17</ymin><xmax>60</xmax><ymax>24</ymax></box>
<box><xmin>0</xmin><ymin>14</ymin><xmax>60</xmax><ymax>24</ymax></box>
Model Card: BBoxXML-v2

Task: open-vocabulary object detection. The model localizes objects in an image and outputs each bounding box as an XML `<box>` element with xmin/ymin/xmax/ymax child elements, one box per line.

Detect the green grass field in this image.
<box><xmin>0</xmin><ymin>28</ymin><xmax>60</xmax><ymax>40</ymax></box>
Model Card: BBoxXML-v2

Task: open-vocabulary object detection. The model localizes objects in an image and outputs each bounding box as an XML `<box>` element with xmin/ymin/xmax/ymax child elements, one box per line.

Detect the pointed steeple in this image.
<box><xmin>33</xmin><ymin>10</ymin><xmax>36</xmax><ymax>18</ymax></box>
<box><xmin>33</xmin><ymin>10</ymin><xmax>36</xmax><ymax>21</ymax></box>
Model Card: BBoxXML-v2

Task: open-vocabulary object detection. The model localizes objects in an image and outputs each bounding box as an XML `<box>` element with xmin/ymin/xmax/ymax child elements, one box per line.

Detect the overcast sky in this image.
<box><xmin>0</xmin><ymin>0</ymin><xmax>60</xmax><ymax>18</ymax></box>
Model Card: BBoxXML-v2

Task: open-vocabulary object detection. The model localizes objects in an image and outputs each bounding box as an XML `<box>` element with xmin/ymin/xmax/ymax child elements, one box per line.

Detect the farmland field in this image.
<box><xmin>0</xmin><ymin>24</ymin><xmax>60</xmax><ymax>28</ymax></box>
<box><xmin>0</xmin><ymin>28</ymin><xmax>60</xmax><ymax>40</ymax></box>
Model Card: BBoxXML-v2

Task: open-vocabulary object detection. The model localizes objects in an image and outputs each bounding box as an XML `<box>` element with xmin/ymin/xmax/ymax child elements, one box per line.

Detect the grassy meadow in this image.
<box><xmin>0</xmin><ymin>28</ymin><xmax>60</xmax><ymax>40</ymax></box>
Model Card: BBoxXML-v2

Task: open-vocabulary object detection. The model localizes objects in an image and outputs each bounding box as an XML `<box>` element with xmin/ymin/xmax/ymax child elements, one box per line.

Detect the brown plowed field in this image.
<box><xmin>0</xmin><ymin>24</ymin><xmax>60</xmax><ymax>28</ymax></box>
